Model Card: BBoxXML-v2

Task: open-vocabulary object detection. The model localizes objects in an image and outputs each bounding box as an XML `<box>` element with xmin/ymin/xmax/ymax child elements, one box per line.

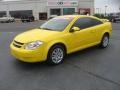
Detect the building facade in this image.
<box><xmin>0</xmin><ymin>0</ymin><xmax>94</xmax><ymax>20</ymax></box>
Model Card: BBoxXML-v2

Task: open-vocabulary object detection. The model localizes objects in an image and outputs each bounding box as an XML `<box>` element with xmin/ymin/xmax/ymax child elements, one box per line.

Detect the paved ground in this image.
<box><xmin>0</xmin><ymin>21</ymin><xmax>120</xmax><ymax>90</ymax></box>
<box><xmin>0</xmin><ymin>21</ymin><xmax>45</xmax><ymax>32</ymax></box>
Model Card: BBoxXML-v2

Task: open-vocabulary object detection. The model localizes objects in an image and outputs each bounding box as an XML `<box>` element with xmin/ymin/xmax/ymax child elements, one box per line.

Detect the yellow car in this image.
<box><xmin>10</xmin><ymin>15</ymin><xmax>112</xmax><ymax>65</ymax></box>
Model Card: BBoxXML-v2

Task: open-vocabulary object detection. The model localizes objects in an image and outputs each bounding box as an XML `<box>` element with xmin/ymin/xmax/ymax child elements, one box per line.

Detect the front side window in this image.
<box><xmin>73</xmin><ymin>17</ymin><xmax>103</xmax><ymax>30</ymax></box>
<box><xmin>40</xmin><ymin>17</ymin><xmax>73</xmax><ymax>31</ymax></box>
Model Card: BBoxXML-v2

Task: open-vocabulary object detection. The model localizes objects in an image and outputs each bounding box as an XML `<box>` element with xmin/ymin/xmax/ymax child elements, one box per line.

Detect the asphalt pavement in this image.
<box><xmin>0</xmin><ymin>21</ymin><xmax>120</xmax><ymax>90</ymax></box>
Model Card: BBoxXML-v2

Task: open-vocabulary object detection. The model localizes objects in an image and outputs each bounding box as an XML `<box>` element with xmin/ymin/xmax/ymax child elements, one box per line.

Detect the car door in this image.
<box><xmin>65</xmin><ymin>17</ymin><xmax>100</xmax><ymax>52</ymax></box>
<box><xmin>88</xmin><ymin>18</ymin><xmax>104</xmax><ymax>43</ymax></box>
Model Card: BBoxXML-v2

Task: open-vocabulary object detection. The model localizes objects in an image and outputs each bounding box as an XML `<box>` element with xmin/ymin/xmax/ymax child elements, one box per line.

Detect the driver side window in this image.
<box><xmin>73</xmin><ymin>17</ymin><xmax>103</xmax><ymax>30</ymax></box>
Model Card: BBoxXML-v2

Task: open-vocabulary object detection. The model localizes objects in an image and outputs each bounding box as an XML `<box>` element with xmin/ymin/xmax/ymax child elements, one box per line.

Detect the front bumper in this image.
<box><xmin>10</xmin><ymin>44</ymin><xmax>47</xmax><ymax>63</ymax></box>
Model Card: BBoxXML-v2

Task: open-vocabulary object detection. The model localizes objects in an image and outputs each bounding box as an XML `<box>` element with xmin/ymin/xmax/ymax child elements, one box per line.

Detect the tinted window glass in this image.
<box><xmin>90</xmin><ymin>18</ymin><xmax>103</xmax><ymax>26</ymax></box>
<box><xmin>73</xmin><ymin>17</ymin><xmax>103</xmax><ymax>29</ymax></box>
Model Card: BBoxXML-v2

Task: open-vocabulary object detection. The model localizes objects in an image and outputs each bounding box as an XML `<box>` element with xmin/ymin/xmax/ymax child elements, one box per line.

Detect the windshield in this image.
<box><xmin>40</xmin><ymin>17</ymin><xmax>73</xmax><ymax>31</ymax></box>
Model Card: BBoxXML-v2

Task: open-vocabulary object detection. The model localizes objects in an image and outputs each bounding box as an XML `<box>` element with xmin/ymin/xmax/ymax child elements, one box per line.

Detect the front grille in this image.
<box><xmin>14</xmin><ymin>40</ymin><xmax>24</xmax><ymax>45</ymax></box>
<box><xmin>13</xmin><ymin>43</ymin><xmax>22</xmax><ymax>48</ymax></box>
<box><xmin>13</xmin><ymin>40</ymin><xmax>24</xmax><ymax>48</ymax></box>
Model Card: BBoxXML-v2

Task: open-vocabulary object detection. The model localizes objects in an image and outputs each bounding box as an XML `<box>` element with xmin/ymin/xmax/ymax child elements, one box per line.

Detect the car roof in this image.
<box><xmin>56</xmin><ymin>15</ymin><xmax>101</xmax><ymax>21</ymax></box>
<box><xmin>56</xmin><ymin>15</ymin><xmax>99</xmax><ymax>19</ymax></box>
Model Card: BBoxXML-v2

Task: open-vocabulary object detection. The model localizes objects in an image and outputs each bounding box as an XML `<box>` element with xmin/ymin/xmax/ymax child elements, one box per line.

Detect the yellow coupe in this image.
<box><xmin>10</xmin><ymin>15</ymin><xmax>112</xmax><ymax>65</ymax></box>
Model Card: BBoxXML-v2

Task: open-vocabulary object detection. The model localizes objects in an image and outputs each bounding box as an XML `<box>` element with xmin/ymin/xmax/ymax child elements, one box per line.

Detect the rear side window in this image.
<box><xmin>90</xmin><ymin>18</ymin><xmax>103</xmax><ymax>26</ymax></box>
<box><xmin>73</xmin><ymin>17</ymin><xmax>103</xmax><ymax>29</ymax></box>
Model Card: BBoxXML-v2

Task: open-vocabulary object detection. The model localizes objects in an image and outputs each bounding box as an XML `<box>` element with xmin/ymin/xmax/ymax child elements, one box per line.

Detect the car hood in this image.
<box><xmin>14</xmin><ymin>29</ymin><xmax>61</xmax><ymax>43</ymax></box>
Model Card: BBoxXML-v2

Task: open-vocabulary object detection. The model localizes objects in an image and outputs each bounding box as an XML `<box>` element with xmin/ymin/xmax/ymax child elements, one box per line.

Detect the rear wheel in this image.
<box><xmin>47</xmin><ymin>45</ymin><xmax>65</xmax><ymax>65</ymax></box>
<box><xmin>100</xmin><ymin>34</ymin><xmax>109</xmax><ymax>48</ymax></box>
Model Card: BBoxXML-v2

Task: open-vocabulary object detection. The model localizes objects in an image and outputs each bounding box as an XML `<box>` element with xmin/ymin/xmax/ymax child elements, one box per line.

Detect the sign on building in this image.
<box><xmin>47</xmin><ymin>0</ymin><xmax>78</xmax><ymax>7</ymax></box>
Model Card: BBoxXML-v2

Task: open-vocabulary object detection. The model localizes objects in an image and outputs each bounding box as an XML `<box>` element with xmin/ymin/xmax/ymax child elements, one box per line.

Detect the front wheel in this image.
<box><xmin>47</xmin><ymin>45</ymin><xmax>65</xmax><ymax>65</ymax></box>
<box><xmin>100</xmin><ymin>34</ymin><xmax>109</xmax><ymax>48</ymax></box>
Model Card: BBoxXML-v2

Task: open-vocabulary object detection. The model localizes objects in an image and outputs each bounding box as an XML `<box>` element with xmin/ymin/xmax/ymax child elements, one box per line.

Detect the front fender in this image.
<box><xmin>43</xmin><ymin>40</ymin><xmax>67</xmax><ymax>59</ymax></box>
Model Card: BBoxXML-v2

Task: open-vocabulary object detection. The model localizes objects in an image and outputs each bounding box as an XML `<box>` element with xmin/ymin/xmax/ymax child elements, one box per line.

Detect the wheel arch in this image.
<box><xmin>99</xmin><ymin>32</ymin><xmax>110</xmax><ymax>48</ymax></box>
<box><xmin>103</xmin><ymin>32</ymin><xmax>110</xmax><ymax>37</ymax></box>
<box><xmin>102</xmin><ymin>30</ymin><xmax>111</xmax><ymax>38</ymax></box>
<box><xmin>47</xmin><ymin>42</ymin><xmax>67</xmax><ymax>55</ymax></box>
<box><xmin>99</xmin><ymin>31</ymin><xmax>110</xmax><ymax>43</ymax></box>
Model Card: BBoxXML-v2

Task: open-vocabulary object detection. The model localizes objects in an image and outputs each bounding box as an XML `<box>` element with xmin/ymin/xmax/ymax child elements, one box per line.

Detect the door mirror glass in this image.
<box><xmin>70</xmin><ymin>27</ymin><xmax>80</xmax><ymax>32</ymax></box>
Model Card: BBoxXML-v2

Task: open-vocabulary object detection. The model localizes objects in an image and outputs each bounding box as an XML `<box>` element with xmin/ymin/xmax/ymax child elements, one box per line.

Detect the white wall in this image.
<box><xmin>0</xmin><ymin>0</ymin><xmax>47</xmax><ymax>20</ymax></box>
<box><xmin>0</xmin><ymin>0</ymin><xmax>94</xmax><ymax>20</ymax></box>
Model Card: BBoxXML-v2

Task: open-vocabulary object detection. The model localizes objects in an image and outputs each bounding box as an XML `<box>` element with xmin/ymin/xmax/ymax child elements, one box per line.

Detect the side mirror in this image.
<box><xmin>70</xmin><ymin>27</ymin><xmax>80</xmax><ymax>32</ymax></box>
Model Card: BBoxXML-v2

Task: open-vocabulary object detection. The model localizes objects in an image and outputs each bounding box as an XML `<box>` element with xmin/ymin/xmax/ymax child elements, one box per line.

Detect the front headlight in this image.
<box><xmin>25</xmin><ymin>41</ymin><xmax>43</xmax><ymax>50</ymax></box>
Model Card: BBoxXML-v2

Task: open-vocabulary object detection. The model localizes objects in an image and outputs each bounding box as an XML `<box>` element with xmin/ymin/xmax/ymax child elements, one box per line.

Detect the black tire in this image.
<box><xmin>47</xmin><ymin>45</ymin><xmax>66</xmax><ymax>65</ymax></box>
<box><xmin>99</xmin><ymin>34</ymin><xmax>109</xmax><ymax>48</ymax></box>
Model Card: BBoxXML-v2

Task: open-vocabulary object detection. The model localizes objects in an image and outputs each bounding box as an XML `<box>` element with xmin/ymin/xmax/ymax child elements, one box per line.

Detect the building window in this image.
<box><xmin>79</xmin><ymin>8</ymin><xmax>91</xmax><ymax>15</ymax></box>
<box><xmin>0</xmin><ymin>11</ymin><xmax>6</xmax><ymax>17</ymax></box>
<box><xmin>50</xmin><ymin>9</ymin><xmax>61</xmax><ymax>16</ymax></box>
<box><xmin>63</xmin><ymin>8</ymin><xmax>75</xmax><ymax>15</ymax></box>
<box><xmin>39</xmin><ymin>13</ymin><xmax>47</xmax><ymax>20</ymax></box>
<box><xmin>9</xmin><ymin>10</ymin><xmax>33</xmax><ymax>18</ymax></box>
